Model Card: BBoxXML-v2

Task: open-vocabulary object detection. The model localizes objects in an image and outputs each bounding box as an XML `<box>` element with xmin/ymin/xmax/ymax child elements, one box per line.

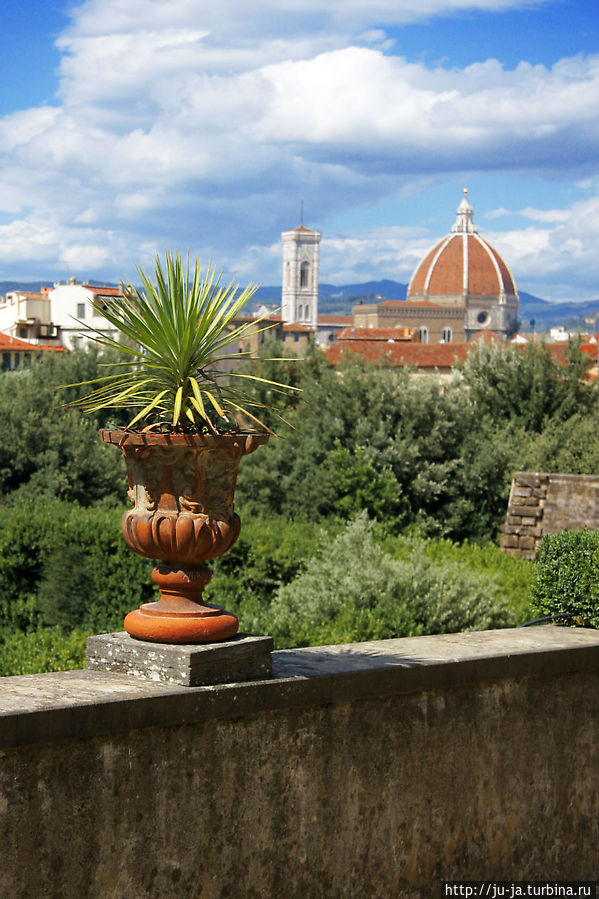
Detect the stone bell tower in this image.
<box><xmin>281</xmin><ymin>221</ymin><xmax>321</xmax><ymax>328</ymax></box>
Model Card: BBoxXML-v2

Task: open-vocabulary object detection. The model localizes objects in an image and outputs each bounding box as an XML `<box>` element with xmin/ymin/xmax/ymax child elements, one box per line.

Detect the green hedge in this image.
<box><xmin>531</xmin><ymin>529</ymin><xmax>599</xmax><ymax>627</ymax></box>
<box><xmin>0</xmin><ymin>627</ymin><xmax>88</xmax><ymax>677</ymax></box>
<box><xmin>0</xmin><ymin>499</ymin><xmax>155</xmax><ymax>635</ymax></box>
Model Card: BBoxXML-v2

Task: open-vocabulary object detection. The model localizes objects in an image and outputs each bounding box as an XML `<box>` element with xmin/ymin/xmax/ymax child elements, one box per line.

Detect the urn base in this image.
<box><xmin>124</xmin><ymin>563</ymin><xmax>239</xmax><ymax>644</ymax></box>
<box><xmin>124</xmin><ymin>605</ymin><xmax>239</xmax><ymax>644</ymax></box>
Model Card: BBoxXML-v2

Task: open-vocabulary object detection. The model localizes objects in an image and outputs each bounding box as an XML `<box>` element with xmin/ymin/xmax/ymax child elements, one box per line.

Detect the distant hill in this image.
<box><xmin>3</xmin><ymin>278</ymin><xmax>599</xmax><ymax>334</ymax></box>
<box><xmin>0</xmin><ymin>281</ymin><xmax>48</xmax><ymax>294</ymax></box>
<box><xmin>518</xmin><ymin>292</ymin><xmax>599</xmax><ymax>332</ymax></box>
<box><xmin>0</xmin><ymin>280</ymin><xmax>120</xmax><ymax>294</ymax></box>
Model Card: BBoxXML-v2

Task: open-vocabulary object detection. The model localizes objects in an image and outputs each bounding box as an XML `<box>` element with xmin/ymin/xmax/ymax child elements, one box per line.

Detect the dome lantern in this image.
<box><xmin>451</xmin><ymin>188</ymin><xmax>477</xmax><ymax>234</ymax></box>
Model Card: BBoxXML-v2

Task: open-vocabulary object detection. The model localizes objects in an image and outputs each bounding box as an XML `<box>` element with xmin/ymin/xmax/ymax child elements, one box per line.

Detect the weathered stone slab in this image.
<box><xmin>86</xmin><ymin>632</ymin><xmax>273</xmax><ymax>687</ymax></box>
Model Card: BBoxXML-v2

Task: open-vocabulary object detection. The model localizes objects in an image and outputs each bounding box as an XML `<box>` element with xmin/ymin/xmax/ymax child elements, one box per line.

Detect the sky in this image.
<box><xmin>0</xmin><ymin>0</ymin><xmax>598</xmax><ymax>301</ymax></box>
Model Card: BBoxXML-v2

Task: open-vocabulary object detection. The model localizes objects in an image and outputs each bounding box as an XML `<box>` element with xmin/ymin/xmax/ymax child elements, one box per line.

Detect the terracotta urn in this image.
<box><xmin>100</xmin><ymin>429</ymin><xmax>268</xmax><ymax>643</ymax></box>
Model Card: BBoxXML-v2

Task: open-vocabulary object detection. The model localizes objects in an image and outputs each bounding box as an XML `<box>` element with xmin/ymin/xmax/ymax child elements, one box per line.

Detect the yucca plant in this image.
<box><xmin>66</xmin><ymin>251</ymin><xmax>294</xmax><ymax>434</ymax></box>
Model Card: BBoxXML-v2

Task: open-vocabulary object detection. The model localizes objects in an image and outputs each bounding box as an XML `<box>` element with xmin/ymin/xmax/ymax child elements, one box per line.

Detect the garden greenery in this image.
<box><xmin>531</xmin><ymin>529</ymin><xmax>599</xmax><ymax>628</ymax></box>
<box><xmin>0</xmin><ymin>335</ymin><xmax>596</xmax><ymax>674</ymax></box>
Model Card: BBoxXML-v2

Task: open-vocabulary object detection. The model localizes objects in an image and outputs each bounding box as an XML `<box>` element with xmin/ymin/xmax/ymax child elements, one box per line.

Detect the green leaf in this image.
<box><xmin>173</xmin><ymin>385</ymin><xmax>183</xmax><ymax>425</ymax></box>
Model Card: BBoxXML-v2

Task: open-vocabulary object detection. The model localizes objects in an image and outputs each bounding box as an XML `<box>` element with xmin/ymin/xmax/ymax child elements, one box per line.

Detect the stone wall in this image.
<box><xmin>2</xmin><ymin>627</ymin><xmax>599</xmax><ymax>898</ymax></box>
<box><xmin>500</xmin><ymin>471</ymin><xmax>599</xmax><ymax>559</ymax></box>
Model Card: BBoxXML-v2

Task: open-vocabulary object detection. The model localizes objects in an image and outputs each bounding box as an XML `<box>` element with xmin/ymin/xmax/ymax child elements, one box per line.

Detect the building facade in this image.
<box><xmin>0</xmin><ymin>278</ymin><xmax>123</xmax><ymax>349</ymax></box>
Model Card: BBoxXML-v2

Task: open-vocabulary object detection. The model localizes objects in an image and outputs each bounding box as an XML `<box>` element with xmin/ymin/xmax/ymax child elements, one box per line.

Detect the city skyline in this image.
<box><xmin>0</xmin><ymin>0</ymin><xmax>597</xmax><ymax>301</ymax></box>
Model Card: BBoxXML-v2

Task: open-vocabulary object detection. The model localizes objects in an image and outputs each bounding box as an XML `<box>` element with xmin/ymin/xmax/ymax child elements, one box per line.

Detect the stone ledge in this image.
<box><xmin>1</xmin><ymin>627</ymin><xmax>599</xmax><ymax>750</ymax></box>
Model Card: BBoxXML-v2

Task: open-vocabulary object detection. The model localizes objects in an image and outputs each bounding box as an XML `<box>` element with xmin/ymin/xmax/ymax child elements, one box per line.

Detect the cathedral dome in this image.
<box><xmin>407</xmin><ymin>189</ymin><xmax>517</xmax><ymax>301</ymax></box>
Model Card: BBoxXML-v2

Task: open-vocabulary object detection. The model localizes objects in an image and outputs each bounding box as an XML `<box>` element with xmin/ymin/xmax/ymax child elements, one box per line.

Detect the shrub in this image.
<box><xmin>530</xmin><ymin>529</ymin><xmax>599</xmax><ymax>627</ymax></box>
<box><xmin>203</xmin><ymin>513</ymin><xmax>330</xmax><ymax>632</ymax></box>
<box><xmin>266</xmin><ymin>516</ymin><xmax>515</xmax><ymax>648</ymax></box>
<box><xmin>381</xmin><ymin>531</ymin><xmax>535</xmax><ymax>624</ymax></box>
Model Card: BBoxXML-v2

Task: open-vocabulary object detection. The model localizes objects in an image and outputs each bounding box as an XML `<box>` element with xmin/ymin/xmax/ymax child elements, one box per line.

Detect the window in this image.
<box><xmin>477</xmin><ymin>310</ymin><xmax>489</xmax><ymax>325</ymax></box>
<box><xmin>294</xmin><ymin>333</ymin><xmax>299</xmax><ymax>343</ymax></box>
<box><xmin>442</xmin><ymin>327</ymin><xmax>452</xmax><ymax>343</ymax></box>
<box><xmin>298</xmin><ymin>304</ymin><xmax>303</xmax><ymax>320</ymax></box>
<box><xmin>300</xmin><ymin>261</ymin><xmax>309</xmax><ymax>288</ymax></box>
<box><xmin>2</xmin><ymin>352</ymin><xmax>10</xmax><ymax>371</ymax></box>
<box><xmin>304</xmin><ymin>304</ymin><xmax>310</xmax><ymax>320</ymax></box>
<box><xmin>18</xmin><ymin>327</ymin><xmax>27</xmax><ymax>339</ymax></box>
<box><xmin>418</xmin><ymin>326</ymin><xmax>429</xmax><ymax>343</ymax></box>
<box><xmin>77</xmin><ymin>303</ymin><xmax>86</xmax><ymax>319</ymax></box>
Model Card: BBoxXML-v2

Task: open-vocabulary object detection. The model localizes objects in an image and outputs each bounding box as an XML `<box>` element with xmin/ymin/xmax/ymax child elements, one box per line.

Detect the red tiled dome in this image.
<box><xmin>407</xmin><ymin>190</ymin><xmax>517</xmax><ymax>300</ymax></box>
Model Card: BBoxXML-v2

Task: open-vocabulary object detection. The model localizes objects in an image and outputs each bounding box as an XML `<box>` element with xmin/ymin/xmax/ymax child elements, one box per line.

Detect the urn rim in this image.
<box><xmin>99</xmin><ymin>428</ymin><xmax>269</xmax><ymax>450</ymax></box>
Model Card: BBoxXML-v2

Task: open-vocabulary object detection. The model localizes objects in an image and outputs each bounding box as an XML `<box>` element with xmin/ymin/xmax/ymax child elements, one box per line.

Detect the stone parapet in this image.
<box><xmin>500</xmin><ymin>471</ymin><xmax>599</xmax><ymax>559</ymax></box>
<box><xmin>2</xmin><ymin>628</ymin><xmax>599</xmax><ymax>896</ymax></box>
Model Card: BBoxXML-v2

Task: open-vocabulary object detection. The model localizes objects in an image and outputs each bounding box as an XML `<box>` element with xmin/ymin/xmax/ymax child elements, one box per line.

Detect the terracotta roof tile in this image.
<box><xmin>325</xmin><ymin>336</ymin><xmax>596</xmax><ymax>372</ymax></box>
<box><xmin>408</xmin><ymin>244</ymin><xmax>440</xmax><ymax>295</ymax></box>
<box><xmin>88</xmin><ymin>285</ymin><xmax>124</xmax><ymax>296</ymax></box>
<box><xmin>324</xmin><ymin>340</ymin><xmax>474</xmax><ymax>369</ymax></box>
<box><xmin>317</xmin><ymin>314</ymin><xmax>353</xmax><ymax>325</ymax></box>
<box><xmin>408</xmin><ymin>233</ymin><xmax>518</xmax><ymax>300</ymax></box>
<box><xmin>426</xmin><ymin>236</ymin><xmax>463</xmax><ymax>296</ymax></box>
<box><xmin>0</xmin><ymin>333</ymin><xmax>62</xmax><ymax>352</ymax></box>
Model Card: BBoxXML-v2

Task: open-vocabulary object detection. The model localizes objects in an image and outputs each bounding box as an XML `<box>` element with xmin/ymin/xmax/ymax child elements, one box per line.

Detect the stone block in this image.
<box><xmin>86</xmin><ymin>632</ymin><xmax>273</xmax><ymax>687</ymax></box>
<box><xmin>519</xmin><ymin>536</ymin><xmax>536</xmax><ymax>551</ymax></box>
<box><xmin>513</xmin><ymin>487</ymin><xmax>532</xmax><ymax>498</ymax></box>
<box><xmin>521</xmin><ymin>517</ymin><xmax>538</xmax><ymax>526</ymax></box>
<box><xmin>514</xmin><ymin>474</ymin><xmax>541</xmax><ymax>488</ymax></box>
<box><xmin>500</xmin><ymin>534</ymin><xmax>518</xmax><ymax>549</ymax></box>
<box><xmin>518</xmin><ymin>503</ymin><xmax>542</xmax><ymax>516</ymax></box>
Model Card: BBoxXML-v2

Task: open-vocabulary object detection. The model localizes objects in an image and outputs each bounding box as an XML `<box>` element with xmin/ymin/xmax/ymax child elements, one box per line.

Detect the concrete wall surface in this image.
<box><xmin>1</xmin><ymin>627</ymin><xmax>599</xmax><ymax>898</ymax></box>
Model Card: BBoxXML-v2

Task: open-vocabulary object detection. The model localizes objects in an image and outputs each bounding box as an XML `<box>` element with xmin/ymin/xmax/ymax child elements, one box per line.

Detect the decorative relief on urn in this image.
<box><xmin>99</xmin><ymin>429</ymin><xmax>268</xmax><ymax>643</ymax></box>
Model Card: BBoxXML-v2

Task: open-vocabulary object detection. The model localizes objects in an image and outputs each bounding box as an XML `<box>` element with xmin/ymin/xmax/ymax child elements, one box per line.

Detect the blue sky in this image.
<box><xmin>0</xmin><ymin>0</ymin><xmax>597</xmax><ymax>301</ymax></box>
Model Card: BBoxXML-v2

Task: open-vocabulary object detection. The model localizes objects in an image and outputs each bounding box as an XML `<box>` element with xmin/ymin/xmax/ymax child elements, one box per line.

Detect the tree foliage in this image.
<box><xmin>0</xmin><ymin>347</ymin><xmax>127</xmax><ymax>504</ymax></box>
<box><xmin>0</xmin><ymin>337</ymin><xmax>597</xmax><ymax>674</ymax></box>
<box><xmin>459</xmin><ymin>340</ymin><xmax>595</xmax><ymax>431</ymax></box>
<box><xmin>238</xmin><ymin>342</ymin><xmax>599</xmax><ymax>541</ymax></box>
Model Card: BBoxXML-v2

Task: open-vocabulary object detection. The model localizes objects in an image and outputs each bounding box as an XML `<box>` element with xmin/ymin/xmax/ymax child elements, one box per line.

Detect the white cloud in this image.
<box><xmin>0</xmin><ymin>0</ymin><xmax>597</xmax><ymax>299</ymax></box>
<box><xmin>485</xmin><ymin>207</ymin><xmax>512</xmax><ymax>219</ymax></box>
<box><xmin>519</xmin><ymin>207</ymin><xmax>571</xmax><ymax>223</ymax></box>
<box><xmin>67</xmin><ymin>0</ymin><xmax>547</xmax><ymax>38</ymax></box>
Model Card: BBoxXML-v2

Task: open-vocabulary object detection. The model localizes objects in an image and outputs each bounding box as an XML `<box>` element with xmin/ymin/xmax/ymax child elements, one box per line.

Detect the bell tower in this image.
<box><xmin>281</xmin><ymin>222</ymin><xmax>321</xmax><ymax>328</ymax></box>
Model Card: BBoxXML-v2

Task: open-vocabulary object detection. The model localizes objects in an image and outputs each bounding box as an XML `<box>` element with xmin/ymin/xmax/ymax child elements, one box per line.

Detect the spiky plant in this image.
<box><xmin>65</xmin><ymin>251</ymin><xmax>294</xmax><ymax>433</ymax></box>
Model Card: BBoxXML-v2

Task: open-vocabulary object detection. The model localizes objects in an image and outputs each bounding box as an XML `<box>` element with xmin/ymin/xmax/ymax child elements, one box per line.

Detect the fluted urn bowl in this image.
<box><xmin>100</xmin><ymin>429</ymin><xmax>268</xmax><ymax>643</ymax></box>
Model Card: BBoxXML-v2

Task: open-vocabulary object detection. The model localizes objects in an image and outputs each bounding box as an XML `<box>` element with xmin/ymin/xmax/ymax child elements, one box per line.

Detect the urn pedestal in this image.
<box><xmin>100</xmin><ymin>429</ymin><xmax>268</xmax><ymax>644</ymax></box>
